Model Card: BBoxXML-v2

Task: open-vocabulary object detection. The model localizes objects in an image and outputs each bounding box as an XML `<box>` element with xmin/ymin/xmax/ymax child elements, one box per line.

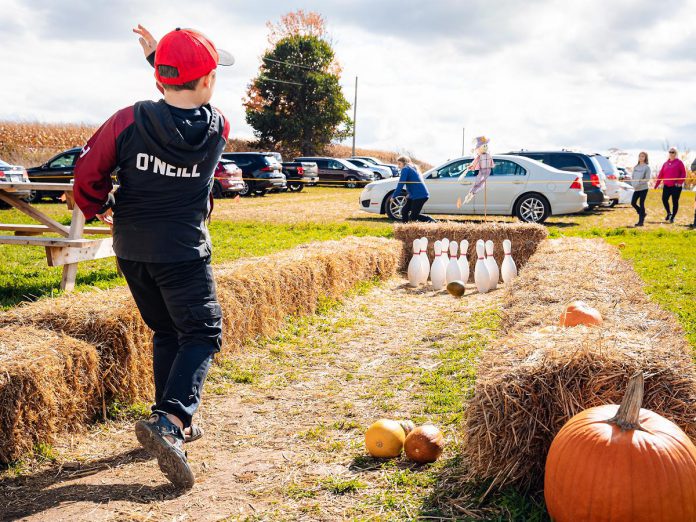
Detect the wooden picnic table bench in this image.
<box><xmin>0</xmin><ymin>181</ymin><xmax>115</xmax><ymax>292</ymax></box>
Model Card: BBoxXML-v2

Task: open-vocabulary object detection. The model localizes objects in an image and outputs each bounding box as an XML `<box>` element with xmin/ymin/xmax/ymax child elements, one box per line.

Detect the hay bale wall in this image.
<box><xmin>0</xmin><ymin>237</ymin><xmax>401</xmax><ymax>461</ymax></box>
<box><xmin>0</xmin><ymin>327</ymin><xmax>100</xmax><ymax>463</ymax></box>
<box><xmin>462</xmin><ymin>237</ymin><xmax>696</xmax><ymax>492</ymax></box>
<box><xmin>393</xmin><ymin>222</ymin><xmax>547</xmax><ymax>280</ymax></box>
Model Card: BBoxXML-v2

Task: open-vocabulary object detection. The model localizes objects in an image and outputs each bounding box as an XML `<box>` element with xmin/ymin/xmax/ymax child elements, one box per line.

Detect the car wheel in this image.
<box><xmin>212</xmin><ymin>181</ymin><xmax>224</xmax><ymax>199</ymax></box>
<box><xmin>288</xmin><ymin>181</ymin><xmax>304</xmax><ymax>192</ymax></box>
<box><xmin>239</xmin><ymin>181</ymin><xmax>252</xmax><ymax>197</ymax></box>
<box><xmin>23</xmin><ymin>190</ymin><xmax>40</xmax><ymax>203</ymax></box>
<box><xmin>608</xmin><ymin>199</ymin><xmax>618</xmax><ymax>208</ymax></box>
<box><xmin>385</xmin><ymin>193</ymin><xmax>407</xmax><ymax>221</ymax></box>
<box><xmin>515</xmin><ymin>193</ymin><xmax>550</xmax><ymax>223</ymax></box>
<box><xmin>345</xmin><ymin>176</ymin><xmax>358</xmax><ymax>189</ymax></box>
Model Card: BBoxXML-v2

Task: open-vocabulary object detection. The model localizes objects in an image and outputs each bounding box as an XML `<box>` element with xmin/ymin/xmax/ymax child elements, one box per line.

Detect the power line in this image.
<box><xmin>258</xmin><ymin>75</ymin><xmax>303</xmax><ymax>86</ymax></box>
<box><xmin>262</xmin><ymin>56</ymin><xmax>320</xmax><ymax>72</ymax></box>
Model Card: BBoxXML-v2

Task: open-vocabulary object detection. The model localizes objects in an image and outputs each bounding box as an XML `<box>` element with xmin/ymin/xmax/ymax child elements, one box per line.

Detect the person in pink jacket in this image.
<box><xmin>654</xmin><ymin>147</ymin><xmax>686</xmax><ymax>223</ymax></box>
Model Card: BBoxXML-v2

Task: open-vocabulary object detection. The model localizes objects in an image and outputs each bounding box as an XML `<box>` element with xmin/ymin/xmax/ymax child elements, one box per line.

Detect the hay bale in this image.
<box><xmin>461</xmin><ymin>237</ymin><xmax>696</xmax><ymax>492</ymax></box>
<box><xmin>213</xmin><ymin>236</ymin><xmax>402</xmax><ymax>352</ymax></box>
<box><xmin>0</xmin><ymin>327</ymin><xmax>100</xmax><ymax>463</ymax></box>
<box><xmin>0</xmin><ymin>287</ymin><xmax>151</xmax><ymax>403</ymax></box>
<box><xmin>393</xmin><ymin>222</ymin><xmax>547</xmax><ymax>279</ymax></box>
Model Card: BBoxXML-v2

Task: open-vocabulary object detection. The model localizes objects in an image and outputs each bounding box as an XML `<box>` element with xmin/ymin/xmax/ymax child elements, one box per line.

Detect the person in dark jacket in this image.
<box><xmin>392</xmin><ymin>155</ymin><xmax>435</xmax><ymax>222</ymax></box>
<box><xmin>74</xmin><ymin>26</ymin><xmax>234</xmax><ymax>489</ymax></box>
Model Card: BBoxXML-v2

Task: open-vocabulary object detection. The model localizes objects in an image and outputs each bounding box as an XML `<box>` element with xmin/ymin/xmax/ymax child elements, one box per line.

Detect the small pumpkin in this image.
<box><xmin>404</xmin><ymin>424</ymin><xmax>445</xmax><ymax>464</ymax></box>
<box><xmin>399</xmin><ymin>420</ymin><xmax>416</xmax><ymax>436</ymax></box>
<box><xmin>559</xmin><ymin>300</ymin><xmax>603</xmax><ymax>327</ymax></box>
<box><xmin>365</xmin><ymin>419</ymin><xmax>406</xmax><ymax>458</ymax></box>
<box><xmin>545</xmin><ymin>373</ymin><xmax>696</xmax><ymax>521</ymax></box>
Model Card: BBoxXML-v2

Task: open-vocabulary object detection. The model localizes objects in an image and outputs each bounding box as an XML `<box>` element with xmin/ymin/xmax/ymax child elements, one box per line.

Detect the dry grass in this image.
<box><xmin>393</xmin><ymin>221</ymin><xmax>548</xmax><ymax>279</ymax></box>
<box><xmin>460</xmin><ymin>237</ymin><xmax>696</xmax><ymax>493</ymax></box>
<box><xmin>0</xmin><ymin>327</ymin><xmax>100</xmax><ymax>464</ymax></box>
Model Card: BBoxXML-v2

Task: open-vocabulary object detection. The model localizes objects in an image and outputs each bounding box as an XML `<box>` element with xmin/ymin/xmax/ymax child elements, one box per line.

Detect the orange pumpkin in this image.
<box><xmin>404</xmin><ymin>425</ymin><xmax>445</xmax><ymax>464</ymax></box>
<box><xmin>365</xmin><ymin>419</ymin><xmax>406</xmax><ymax>458</ymax></box>
<box><xmin>559</xmin><ymin>300</ymin><xmax>603</xmax><ymax>327</ymax></box>
<box><xmin>545</xmin><ymin>373</ymin><xmax>696</xmax><ymax>522</ymax></box>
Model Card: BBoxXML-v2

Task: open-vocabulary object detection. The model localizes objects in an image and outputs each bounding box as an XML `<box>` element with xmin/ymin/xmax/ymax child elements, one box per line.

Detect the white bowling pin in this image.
<box><xmin>485</xmin><ymin>240</ymin><xmax>499</xmax><ymax>290</ymax></box>
<box><xmin>407</xmin><ymin>239</ymin><xmax>421</xmax><ymax>287</ymax></box>
<box><xmin>501</xmin><ymin>239</ymin><xmax>518</xmax><ymax>284</ymax></box>
<box><xmin>446</xmin><ymin>241</ymin><xmax>462</xmax><ymax>284</ymax></box>
<box><xmin>441</xmin><ymin>238</ymin><xmax>450</xmax><ymax>256</ymax></box>
<box><xmin>474</xmin><ymin>240</ymin><xmax>490</xmax><ymax>293</ymax></box>
<box><xmin>419</xmin><ymin>237</ymin><xmax>430</xmax><ymax>284</ymax></box>
<box><xmin>430</xmin><ymin>240</ymin><xmax>447</xmax><ymax>290</ymax></box>
<box><xmin>458</xmin><ymin>240</ymin><xmax>470</xmax><ymax>284</ymax></box>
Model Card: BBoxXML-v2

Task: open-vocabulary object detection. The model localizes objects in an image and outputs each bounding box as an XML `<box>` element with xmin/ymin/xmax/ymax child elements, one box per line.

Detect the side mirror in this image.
<box><xmin>41</xmin><ymin>164</ymin><xmax>48</xmax><ymax>170</ymax></box>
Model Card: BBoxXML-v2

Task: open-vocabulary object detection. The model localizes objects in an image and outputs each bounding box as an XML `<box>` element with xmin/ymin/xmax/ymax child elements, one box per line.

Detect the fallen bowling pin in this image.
<box><xmin>474</xmin><ymin>240</ymin><xmax>490</xmax><ymax>293</ymax></box>
<box><xmin>485</xmin><ymin>240</ymin><xmax>499</xmax><ymax>290</ymax></box>
<box><xmin>446</xmin><ymin>241</ymin><xmax>462</xmax><ymax>284</ymax></box>
<box><xmin>501</xmin><ymin>239</ymin><xmax>518</xmax><ymax>284</ymax></box>
<box><xmin>430</xmin><ymin>240</ymin><xmax>447</xmax><ymax>291</ymax></box>
<box><xmin>407</xmin><ymin>239</ymin><xmax>422</xmax><ymax>287</ymax></box>
<box><xmin>458</xmin><ymin>240</ymin><xmax>470</xmax><ymax>284</ymax></box>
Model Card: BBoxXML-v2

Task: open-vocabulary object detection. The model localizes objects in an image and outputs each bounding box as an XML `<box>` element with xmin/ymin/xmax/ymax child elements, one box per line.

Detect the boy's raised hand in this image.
<box><xmin>133</xmin><ymin>24</ymin><xmax>157</xmax><ymax>57</ymax></box>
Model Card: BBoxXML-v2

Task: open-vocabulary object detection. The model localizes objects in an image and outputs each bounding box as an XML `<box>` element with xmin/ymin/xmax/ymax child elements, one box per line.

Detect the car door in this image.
<box><xmin>326</xmin><ymin>159</ymin><xmax>347</xmax><ymax>185</ymax></box>
<box><xmin>311</xmin><ymin>159</ymin><xmax>332</xmax><ymax>183</ymax></box>
<box><xmin>478</xmin><ymin>159</ymin><xmax>529</xmax><ymax>213</ymax></box>
<box><xmin>35</xmin><ymin>151</ymin><xmax>78</xmax><ymax>183</ymax></box>
<box><xmin>425</xmin><ymin>159</ymin><xmax>474</xmax><ymax>213</ymax></box>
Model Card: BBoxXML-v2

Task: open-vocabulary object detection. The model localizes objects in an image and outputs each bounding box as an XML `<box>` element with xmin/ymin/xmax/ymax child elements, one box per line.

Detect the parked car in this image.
<box><xmin>590</xmin><ymin>154</ymin><xmax>620</xmax><ymax>207</ymax></box>
<box><xmin>266</xmin><ymin>153</ymin><xmax>319</xmax><ymax>192</ymax></box>
<box><xmin>506</xmin><ymin>150</ymin><xmax>609</xmax><ymax>209</ymax></box>
<box><xmin>294</xmin><ymin>157</ymin><xmax>375</xmax><ymax>188</ymax></box>
<box><xmin>220</xmin><ymin>152</ymin><xmax>286</xmax><ymax>196</ymax></box>
<box><xmin>0</xmin><ymin>158</ymin><xmax>31</xmax><ymax>206</ymax></box>
<box><xmin>616</xmin><ymin>166</ymin><xmax>631</xmax><ymax>181</ymax></box>
<box><xmin>26</xmin><ymin>147</ymin><xmax>81</xmax><ymax>202</ymax></box>
<box><xmin>212</xmin><ymin>159</ymin><xmax>245</xmax><ymax>198</ymax></box>
<box><xmin>350</xmin><ymin>156</ymin><xmax>399</xmax><ymax>177</ymax></box>
<box><xmin>344</xmin><ymin>158</ymin><xmax>392</xmax><ymax>180</ymax></box>
<box><xmin>359</xmin><ymin>155</ymin><xmax>587</xmax><ymax>223</ymax></box>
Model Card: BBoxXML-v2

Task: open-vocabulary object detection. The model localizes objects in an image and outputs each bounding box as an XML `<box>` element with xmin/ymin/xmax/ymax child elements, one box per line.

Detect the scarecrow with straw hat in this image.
<box><xmin>462</xmin><ymin>136</ymin><xmax>495</xmax><ymax>207</ymax></box>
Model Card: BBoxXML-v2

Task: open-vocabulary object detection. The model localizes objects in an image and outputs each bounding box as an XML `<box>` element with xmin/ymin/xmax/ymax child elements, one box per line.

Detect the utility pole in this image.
<box><xmin>351</xmin><ymin>76</ymin><xmax>358</xmax><ymax>156</ymax></box>
<box><xmin>462</xmin><ymin>127</ymin><xmax>466</xmax><ymax>156</ymax></box>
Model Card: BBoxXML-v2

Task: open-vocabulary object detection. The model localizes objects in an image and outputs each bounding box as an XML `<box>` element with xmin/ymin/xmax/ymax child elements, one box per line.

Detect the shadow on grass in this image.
<box><xmin>0</xmin><ymin>268</ymin><xmax>123</xmax><ymax>309</ymax></box>
<box><xmin>418</xmin><ymin>456</ymin><xmax>550</xmax><ymax>521</ymax></box>
<box><xmin>0</xmin><ymin>448</ymin><xmax>185</xmax><ymax>519</ymax></box>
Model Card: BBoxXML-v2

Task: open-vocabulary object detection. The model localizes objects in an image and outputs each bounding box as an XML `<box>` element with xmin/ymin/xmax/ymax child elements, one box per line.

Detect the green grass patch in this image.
<box><xmin>321</xmin><ymin>476</ymin><xmax>367</xmax><ymax>495</ymax></box>
<box><xmin>106</xmin><ymin>400</ymin><xmax>150</xmax><ymax>421</ymax></box>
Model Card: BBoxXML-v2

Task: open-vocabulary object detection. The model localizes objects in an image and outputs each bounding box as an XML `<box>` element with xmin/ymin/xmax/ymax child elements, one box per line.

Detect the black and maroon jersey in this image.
<box><xmin>74</xmin><ymin>100</ymin><xmax>230</xmax><ymax>263</ymax></box>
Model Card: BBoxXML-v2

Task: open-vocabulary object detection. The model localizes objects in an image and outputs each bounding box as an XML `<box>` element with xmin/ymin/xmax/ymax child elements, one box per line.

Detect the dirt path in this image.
<box><xmin>1</xmin><ymin>277</ymin><xmax>500</xmax><ymax>522</ymax></box>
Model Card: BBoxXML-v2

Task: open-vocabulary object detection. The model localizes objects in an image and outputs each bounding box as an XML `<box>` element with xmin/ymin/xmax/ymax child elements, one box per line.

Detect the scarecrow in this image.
<box><xmin>461</xmin><ymin>136</ymin><xmax>495</xmax><ymax>211</ymax></box>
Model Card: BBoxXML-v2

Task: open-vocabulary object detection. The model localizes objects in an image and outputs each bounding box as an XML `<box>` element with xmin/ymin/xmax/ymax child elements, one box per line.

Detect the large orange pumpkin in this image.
<box><xmin>365</xmin><ymin>419</ymin><xmax>406</xmax><ymax>458</ymax></box>
<box><xmin>545</xmin><ymin>373</ymin><xmax>696</xmax><ymax>521</ymax></box>
<box><xmin>559</xmin><ymin>300</ymin><xmax>603</xmax><ymax>327</ymax></box>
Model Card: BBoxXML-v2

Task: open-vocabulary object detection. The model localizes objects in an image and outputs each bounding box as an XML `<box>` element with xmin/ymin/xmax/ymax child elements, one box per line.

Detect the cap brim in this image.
<box><xmin>217</xmin><ymin>49</ymin><xmax>235</xmax><ymax>66</ymax></box>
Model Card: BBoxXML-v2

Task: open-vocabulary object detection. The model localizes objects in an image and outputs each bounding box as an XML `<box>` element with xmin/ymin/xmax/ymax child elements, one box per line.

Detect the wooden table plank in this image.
<box><xmin>60</xmin><ymin>206</ymin><xmax>86</xmax><ymax>291</ymax></box>
<box><xmin>0</xmin><ymin>182</ymin><xmax>76</xmax><ymax>191</ymax></box>
<box><xmin>0</xmin><ymin>235</ymin><xmax>101</xmax><ymax>247</ymax></box>
<box><xmin>0</xmin><ymin>224</ymin><xmax>112</xmax><ymax>235</ymax></box>
<box><xmin>0</xmin><ymin>192</ymin><xmax>70</xmax><ymax>236</ymax></box>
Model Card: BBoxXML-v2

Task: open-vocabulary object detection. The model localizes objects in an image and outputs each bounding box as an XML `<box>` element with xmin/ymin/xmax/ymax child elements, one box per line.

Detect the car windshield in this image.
<box><xmin>263</xmin><ymin>156</ymin><xmax>281</xmax><ymax>166</ymax></box>
<box><xmin>0</xmin><ymin>159</ymin><xmax>10</xmax><ymax>167</ymax></box>
<box><xmin>358</xmin><ymin>157</ymin><xmax>379</xmax><ymax>165</ymax></box>
<box><xmin>593</xmin><ymin>155</ymin><xmax>616</xmax><ymax>175</ymax></box>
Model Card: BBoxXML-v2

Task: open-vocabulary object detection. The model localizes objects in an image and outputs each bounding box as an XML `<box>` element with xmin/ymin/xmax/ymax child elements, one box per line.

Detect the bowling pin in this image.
<box><xmin>501</xmin><ymin>239</ymin><xmax>518</xmax><ymax>284</ymax></box>
<box><xmin>419</xmin><ymin>237</ymin><xmax>430</xmax><ymax>284</ymax></box>
<box><xmin>446</xmin><ymin>241</ymin><xmax>462</xmax><ymax>284</ymax></box>
<box><xmin>474</xmin><ymin>240</ymin><xmax>490</xmax><ymax>293</ymax></box>
<box><xmin>430</xmin><ymin>240</ymin><xmax>446</xmax><ymax>290</ymax></box>
<box><xmin>485</xmin><ymin>240</ymin><xmax>499</xmax><ymax>290</ymax></box>
<box><xmin>407</xmin><ymin>239</ymin><xmax>421</xmax><ymax>287</ymax></box>
<box><xmin>441</xmin><ymin>238</ymin><xmax>450</xmax><ymax>256</ymax></box>
<box><xmin>458</xmin><ymin>240</ymin><xmax>470</xmax><ymax>284</ymax></box>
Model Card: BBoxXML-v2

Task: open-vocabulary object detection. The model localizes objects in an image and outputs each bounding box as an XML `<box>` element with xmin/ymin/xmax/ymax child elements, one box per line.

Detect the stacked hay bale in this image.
<box><xmin>393</xmin><ymin>222</ymin><xmax>547</xmax><ymax>278</ymax></box>
<box><xmin>461</xmin><ymin>237</ymin><xmax>696</xmax><ymax>492</ymax></box>
<box><xmin>0</xmin><ymin>327</ymin><xmax>100</xmax><ymax>463</ymax></box>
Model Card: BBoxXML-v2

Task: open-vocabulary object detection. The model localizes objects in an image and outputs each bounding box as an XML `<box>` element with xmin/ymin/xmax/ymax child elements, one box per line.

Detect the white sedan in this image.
<box><xmin>359</xmin><ymin>155</ymin><xmax>587</xmax><ymax>223</ymax></box>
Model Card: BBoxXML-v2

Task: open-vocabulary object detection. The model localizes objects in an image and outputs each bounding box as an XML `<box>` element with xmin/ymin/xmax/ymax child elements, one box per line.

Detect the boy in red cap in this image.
<box><xmin>74</xmin><ymin>26</ymin><xmax>234</xmax><ymax>489</ymax></box>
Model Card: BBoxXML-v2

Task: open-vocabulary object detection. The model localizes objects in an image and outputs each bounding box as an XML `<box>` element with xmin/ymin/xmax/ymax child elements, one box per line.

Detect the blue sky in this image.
<box><xmin>1</xmin><ymin>0</ymin><xmax>695</xmax><ymax>166</ymax></box>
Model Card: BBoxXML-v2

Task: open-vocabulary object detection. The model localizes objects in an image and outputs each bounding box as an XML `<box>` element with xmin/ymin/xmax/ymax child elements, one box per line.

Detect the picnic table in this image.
<box><xmin>0</xmin><ymin>182</ymin><xmax>115</xmax><ymax>292</ymax></box>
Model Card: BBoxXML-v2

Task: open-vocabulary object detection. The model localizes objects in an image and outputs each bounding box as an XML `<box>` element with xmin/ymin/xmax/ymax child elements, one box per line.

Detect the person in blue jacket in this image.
<box><xmin>392</xmin><ymin>155</ymin><xmax>435</xmax><ymax>223</ymax></box>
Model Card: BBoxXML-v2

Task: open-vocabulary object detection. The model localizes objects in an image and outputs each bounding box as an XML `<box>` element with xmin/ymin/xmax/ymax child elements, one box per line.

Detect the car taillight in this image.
<box><xmin>607</xmin><ymin>174</ymin><xmax>617</xmax><ymax>180</ymax></box>
<box><xmin>0</xmin><ymin>171</ymin><xmax>5</xmax><ymax>180</ymax></box>
<box><xmin>297</xmin><ymin>166</ymin><xmax>304</xmax><ymax>175</ymax></box>
<box><xmin>260</xmin><ymin>166</ymin><xmax>272</xmax><ymax>172</ymax></box>
<box><xmin>590</xmin><ymin>173</ymin><xmax>600</xmax><ymax>187</ymax></box>
<box><xmin>570</xmin><ymin>177</ymin><xmax>582</xmax><ymax>190</ymax></box>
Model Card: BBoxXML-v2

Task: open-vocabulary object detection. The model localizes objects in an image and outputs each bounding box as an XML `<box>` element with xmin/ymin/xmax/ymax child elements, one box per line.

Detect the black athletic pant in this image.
<box><xmin>402</xmin><ymin>197</ymin><xmax>435</xmax><ymax>223</ymax></box>
<box><xmin>631</xmin><ymin>189</ymin><xmax>648</xmax><ymax>222</ymax></box>
<box><xmin>662</xmin><ymin>185</ymin><xmax>682</xmax><ymax>218</ymax></box>
<box><xmin>118</xmin><ymin>256</ymin><xmax>222</xmax><ymax>427</ymax></box>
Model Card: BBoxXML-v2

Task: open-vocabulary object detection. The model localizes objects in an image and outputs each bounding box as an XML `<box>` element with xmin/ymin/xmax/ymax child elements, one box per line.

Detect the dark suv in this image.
<box><xmin>294</xmin><ymin>157</ymin><xmax>375</xmax><ymax>188</ymax></box>
<box><xmin>26</xmin><ymin>147</ymin><xmax>82</xmax><ymax>202</ymax></box>
<box><xmin>220</xmin><ymin>152</ymin><xmax>287</xmax><ymax>196</ymax></box>
<box><xmin>506</xmin><ymin>150</ymin><xmax>608</xmax><ymax>208</ymax></box>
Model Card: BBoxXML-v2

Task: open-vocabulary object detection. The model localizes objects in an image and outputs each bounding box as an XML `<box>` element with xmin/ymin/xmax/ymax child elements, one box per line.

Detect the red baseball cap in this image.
<box><xmin>154</xmin><ymin>28</ymin><xmax>234</xmax><ymax>85</ymax></box>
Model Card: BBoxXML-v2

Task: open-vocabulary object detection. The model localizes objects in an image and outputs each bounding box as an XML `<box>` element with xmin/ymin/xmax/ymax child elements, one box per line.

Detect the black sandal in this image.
<box><xmin>135</xmin><ymin>412</ymin><xmax>195</xmax><ymax>489</ymax></box>
<box><xmin>184</xmin><ymin>424</ymin><xmax>204</xmax><ymax>443</ymax></box>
